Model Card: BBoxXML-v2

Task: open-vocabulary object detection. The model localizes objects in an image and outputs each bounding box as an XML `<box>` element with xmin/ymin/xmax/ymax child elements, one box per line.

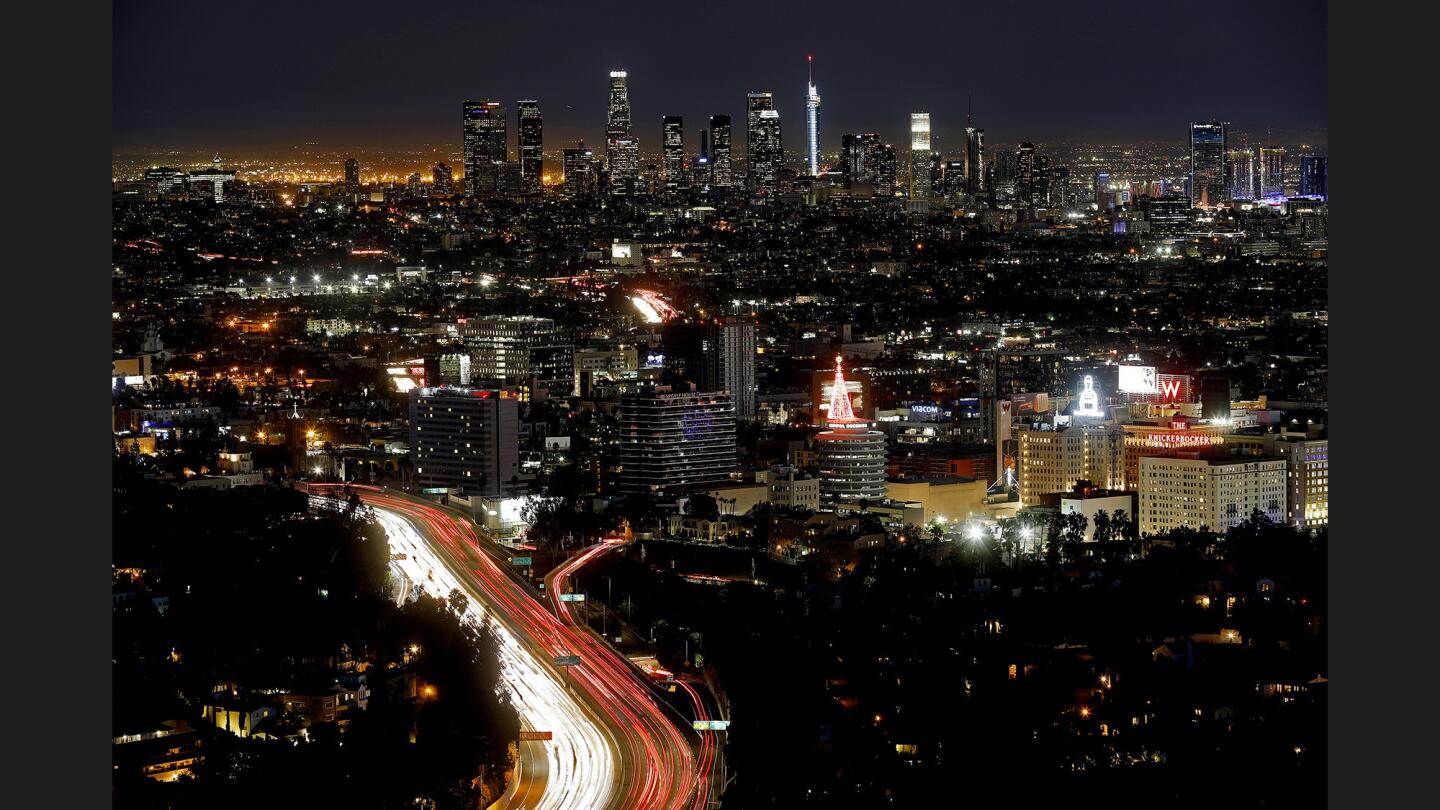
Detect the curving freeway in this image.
<box><xmin>309</xmin><ymin>485</ymin><xmax>697</xmax><ymax>810</ymax></box>
<box><xmin>546</xmin><ymin>542</ymin><xmax>719</xmax><ymax>810</ymax></box>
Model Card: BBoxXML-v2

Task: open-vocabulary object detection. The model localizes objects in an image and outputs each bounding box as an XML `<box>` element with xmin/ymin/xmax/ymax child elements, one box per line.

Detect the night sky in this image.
<box><xmin>114</xmin><ymin>0</ymin><xmax>1327</xmax><ymax>154</ymax></box>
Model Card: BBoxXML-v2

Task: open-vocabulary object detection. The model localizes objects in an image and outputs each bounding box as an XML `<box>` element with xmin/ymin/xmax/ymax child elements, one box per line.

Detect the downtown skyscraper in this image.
<box><xmin>517</xmin><ymin>101</ymin><xmax>543</xmax><ymax>193</ymax></box>
<box><xmin>662</xmin><ymin>115</ymin><xmax>685</xmax><ymax>189</ymax></box>
<box><xmin>805</xmin><ymin>56</ymin><xmax>821</xmax><ymax>177</ymax></box>
<box><xmin>709</xmin><ymin>115</ymin><xmax>734</xmax><ymax>187</ymax></box>
<box><xmin>606</xmin><ymin>71</ymin><xmax>639</xmax><ymax>195</ymax></box>
<box><xmin>964</xmin><ymin>124</ymin><xmax>985</xmax><ymax>195</ymax></box>
<box><xmin>463</xmin><ymin>100</ymin><xmax>506</xmax><ymax>196</ymax></box>
<box><xmin>1189</xmin><ymin>120</ymin><xmax>1228</xmax><ymax>208</ymax></box>
<box><xmin>909</xmin><ymin>113</ymin><xmax>931</xmax><ymax>200</ymax></box>
<box><xmin>746</xmin><ymin>92</ymin><xmax>783</xmax><ymax>195</ymax></box>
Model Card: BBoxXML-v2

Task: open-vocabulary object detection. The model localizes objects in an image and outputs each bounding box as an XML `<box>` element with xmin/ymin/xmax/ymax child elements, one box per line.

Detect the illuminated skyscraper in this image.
<box><xmin>869</xmin><ymin>140</ymin><xmax>897</xmax><ymax>195</ymax></box>
<box><xmin>1015</xmin><ymin>141</ymin><xmax>1037</xmax><ymax>204</ymax></box>
<box><xmin>1094</xmin><ymin>171</ymin><xmax>1111</xmax><ymax>209</ymax></box>
<box><xmin>606</xmin><ymin>71</ymin><xmax>639</xmax><ymax>195</ymax></box>
<box><xmin>517</xmin><ymin>100</ymin><xmax>543</xmax><ymax>193</ymax></box>
<box><xmin>709</xmin><ymin>115</ymin><xmax>733</xmax><ymax>187</ymax></box>
<box><xmin>908</xmin><ymin>113</ymin><xmax>931</xmax><ymax>199</ymax></box>
<box><xmin>746</xmin><ymin>93</ymin><xmax>783</xmax><ymax>194</ymax></box>
<box><xmin>1188</xmin><ymin>120</ymin><xmax>1228</xmax><ymax>208</ymax></box>
<box><xmin>816</xmin><ymin>356</ymin><xmax>888</xmax><ymax>508</ymax></box>
<box><xmin>1258</xmin><ymin>146</ymin><xmax>1286</xmax><ymax>199</ymax></box>
<box><xmin>662</xmin><ymin>115</ymin><xmax>685</xmax><ymax>189</ymax></box>
<box><xmin>562</xmin><ymin>141</ymin><xmax>595</xmax><ymax>196</ymax></box>
<box><xmin>432</xmin><ymin>162</ymin><xmax>454</xmax><ymax>195</ymax></box>
<box><xmin>964</xmin><ymin>125</ymin><xmax>985</xmax><ymax>194</ymax></box>
<box><xmin>343</xmin><ymin>157</ymin><xmax>359</xmax><ymax>191</ymax></box>
<box><xmin>1299</xmin><ymin>154</ymin><xmax>1327</xmax><ymax>198</ymax></box>
<box><xmin>805</xmin><ymin>56</ymin><xmax>821</xmax><ymax>177</ymax></box>
<box><xmin>1227</xmin><ymin>148</ymin><xmax>1256</xmax><ymax>200</ymax></box>
<box><xmin>462</xmin><ymin>100</ymin><xmax>506</xmax><ymax>196</ymax></box>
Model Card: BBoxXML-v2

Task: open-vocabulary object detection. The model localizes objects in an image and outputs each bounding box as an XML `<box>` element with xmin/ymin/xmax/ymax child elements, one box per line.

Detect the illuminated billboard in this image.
<box><xmin>1118</xmin><ymin>365</ymin><xmax>1158</xmax><ymax>394</ymax></box>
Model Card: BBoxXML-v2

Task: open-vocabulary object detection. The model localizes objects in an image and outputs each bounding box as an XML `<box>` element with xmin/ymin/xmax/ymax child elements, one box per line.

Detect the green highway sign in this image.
<box><xmin>559</xmin><ymin>593</ymin><xmax>586</xmax><ymax>602</ymax></box>
<box><xmin>422</xmin><ymin>487</ymin><xmax>449</xmax><ymax>494</ymax></box>
<box><xmin>554</xmin><ymin>655</ymin><xmax>581</xmax><ymax>667</ymax></box>
<box><xmin>692</xmin><ymin>720</ymin><xmax>730</xmax><ymax>731</ymax></box>
<box><xmin>511</xmin><ymin>556</ymin><xmax>533</xmax><ymax>566</ymax></box>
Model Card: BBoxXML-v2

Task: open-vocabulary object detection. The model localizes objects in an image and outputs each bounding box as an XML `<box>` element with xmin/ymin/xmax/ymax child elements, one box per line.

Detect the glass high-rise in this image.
<box><xmin>662</xmin><ymin>115</ymin><xmax>685</xmax><ymax>189</ymax></box>
<box><xmin>1258</xmin><ymin>146</ymin><xmax>1287</xmax><ymax>199</ymax></box>
<box><xmin>746</xmin><ymin>93</ymin><xmax>783</xmax><ymax>195</ymax></box>
<box><xmin>964</xmin><ymin>126</ymin><xmax>985</xmax><ymax>194</ymax></box>
<box><xmin>606</xmin><ymin>71</ymin><xmax>639</xmax><ymax>195</ymax></box>
<box><xmin>463</xmin><ymin>100</ymin><xmax>506</xmax><ymax>196</ymax></box>
<box><xmin>1227</xmin><ymin>148</ymin><xmax>1256</xmax><ymax>201</ymax></box>
<box><xmin>908</xmin><ymin>113</ymin><xmax>931</xmax><ymax>199</ymax></box>
<box><xmin>517</xmin><ymin>101</ymin><xmax>543</xmax><ymax>193</ymax></box>
<box><xmin>1188</xmin><ymin>120</ymin><xmax>1228</xmax><ymax>208</ymax></box>
<box><xmin>709</xmin><ymin>115</ymin><xmax>733</xmax><ymax>187</ymax></box>
<box><xmin>1299</xmin><ymin>154</ymin><xmax>1327</xmax><ymax>199</ymax></box>
<box><xmin>805</xmin><ymin>57</ymin><xmax>821</xmax><ymax>177</ymax></box>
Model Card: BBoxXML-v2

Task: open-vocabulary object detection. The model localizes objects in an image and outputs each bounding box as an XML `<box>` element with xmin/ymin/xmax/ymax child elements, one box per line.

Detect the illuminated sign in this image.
<box><xmin>1073</xmin><ymin>375</ymin><xmax>1105</xmax><ymax>417</ymax></box>
<box><xmin>510</xmin><ymin>556</ymin><xmax>533</xmax><ymax>566</ymax></box>
<box><xmin>518</xmin><ymin>731</ymin><xmax>553</xmax><ymax>741</ymax></box>
<box><xmin>909</xmin><ymin>404</ymin><xmax>940</xmax><ymax>417</ymax></box>
<box><xmin>558</xmin><ymin>593</ymin><xmax>586</xmax><ymax>602</ymax></box>
<box><xmin>1118</xmin><ymin>365</ymin><xmax>1158</xmax><ymax>394</ymax></box>
<box><xmin>692</xmin><ymin>720</ymin><xmax>731</xmax><ymax>731</ymax></box>
<box><xmin>553</xmin><ymin>655</ymin><xmax>581</xmax><ymax>666</ymax></box>
<box><xmin>1129</xmin><ymin>433</ymin><xmax>1224</xmax><ymax>450</ymax></box>
<box><xmin>645</xmin><ymin>353</ymin><xmax>665</xmax><ymax>368</ymax></box>
<box><xmin>1158</xmin><ymin>375</ymin><xmax>1187</xmax><ymax>402</ymax></box>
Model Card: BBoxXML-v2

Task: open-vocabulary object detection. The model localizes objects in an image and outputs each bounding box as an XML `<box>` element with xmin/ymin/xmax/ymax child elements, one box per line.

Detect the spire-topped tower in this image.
<box><xmin>805</xmin><ymin>55</ymin><xmax>821</xmax><ymax>177</ymax></box>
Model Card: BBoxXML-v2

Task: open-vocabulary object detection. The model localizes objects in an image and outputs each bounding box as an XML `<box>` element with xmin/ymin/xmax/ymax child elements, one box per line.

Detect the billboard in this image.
<box><xmin>1118</xmin><ymin>365</ymin><xmax>1158</xmax><ymax>394</ymax></box>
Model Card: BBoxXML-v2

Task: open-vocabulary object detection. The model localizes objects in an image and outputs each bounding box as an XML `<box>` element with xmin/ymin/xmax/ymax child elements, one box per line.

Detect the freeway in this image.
<box><xmin>309</xmin><ymin>485</ymin><xmax>696</xmax><ymax>810</ymax></box>
<box><xmin>545</xmin><ymin>542</ymin><xmax>719</xmax><ymax>810</ymax></box>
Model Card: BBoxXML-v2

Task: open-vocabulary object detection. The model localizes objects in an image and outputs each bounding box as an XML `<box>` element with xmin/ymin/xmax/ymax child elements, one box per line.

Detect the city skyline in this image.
<box><xmin>114</xmin><ymin>1</ymin><xmax>1327</xmax><ymax>153</ymax></box>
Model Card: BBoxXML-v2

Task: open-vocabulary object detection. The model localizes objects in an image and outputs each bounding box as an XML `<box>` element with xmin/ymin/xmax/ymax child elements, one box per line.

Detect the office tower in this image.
<box><xmin>1188</xmin><ymin>120</ymin><xmax>1228</xmax><ymax>208</ymax></box>
<box><xmin>1032</xmin><ymin>154</ymin><xmax>1051</xmax><ymax>207</ymax></box>
<box><xmin>1268</xmin><ymin>435</ymin><xmax>1328</xmax><ymax>529</ymax></box>
<box><xmin>943</xmin><ymin>159</ymin><xmax>967</xmax><ymax>198</ymax></box>
<box><xmin>407</xmin><ymin>172</ymin><xmax>424</xmax><ymax>198</ymax></box>
<box><xmin>1049</xmin><ymin>164</ymin><xmax>1069</xmax><ymax>209</ymax></box>
<box><xmin>1016</xmin><ymin>423</ymin><xmax>1125</xmax><ymax>507</ymax></box>
<box><xmin>964</xmin><ymin>126</ymin><xmax>985</xmax><ymax>194</ymax></box>
<box><xmin>662</xmin><ymin>115</ymin><xmax>685</xmax><ymax>189</ymax></box>
<box><xmin>662</xmin><ymin>320</ymin><xmax>758</xmax><ymax>421</ymax></box>
<box><xmin>605</xmin><ymin>71</ymin><xmax>639</xmax><ymax>195</ymax></box>
<box><xmin>424</xmin><ymin>353</ymin><xmax>472</xmax><ymax>387</ymax></box>
<box><xmin>1146</xmin><ymin>196</ymin><xmax>1192</xmax><ymax>236</ymax></box>
<box><xmin>432</xmin><ymin>162</ymin><xmax>454</xmax><ymax>195</ymax></box>
<box><xmin>709</xmin><ymin>115</ymin><xmax>733</xmax><ymax>186</ymax></box>
<box><xmin>929</xmin><ymin>152</ymin><xmax>945</xmax><ymax>199</ymax></box>
<box><xmin>1227</xmin><ymin>148</ymin><xmax>1256</xmax><ymax>200</ymax></box>
<box><xmin>815</xmin><ymin>357</ymin><xmax>888</xmax><ymax>508</ymax></box>
<box><xmin>1258</xmin><ymin>146</ymin><xmax>1287</xmax><ymax>199</ymax></box>
<box><xmin>699</xmin><ymin>129</ymin><xmax>710</xmax><ymax>161</ymax></box>
<box><xmin>1015</xmin><ymin>141</ymin><xmax>1037</xmax><ymax>204</ymax></box>
<box><xmin>805</xmin><ymin>56</ymin><xmax>821</xmax><ymax>177</ymax></box>
<box><xmin>908</xmin><ymin>113</ymin><xmax>932</xmax><ymax>199</ymax></box>
<box><xmin>343</xmin><ymin>157</ymin><xmax>360</xmax><ymax>191</ymax></box>
<box><xmin>463</xmin><ymin>100</ymin><xmax>507</xmax><ymax>196</ymax></box>
<box><xmin>1138</xmin><ymin>455</ymin><xmax>1286</xmax><ymax>536</ymax></box>
<box><xmin>616</xmin><ymin>391</ymin><xmax>738</xmax><ymax>496</ymax></box>
<box><xmin>187</xmin><ymin>156</ymin><xmax>235</xmax><ymax>203</ymax></box>
<box><xmin>144</xmin><ymin>167</ymin><xmax>187</xmax><ymax>195</ymax></box>
<box><xmin>1094</xmin><ymin>171</ymin><xmax>1111</xmax><ymax>209</ymax></box>
<box><xmin>746</xmin><ymin>93</ymin><xmax>783</xmax><ymax>194</ymax></box>
<box><xmin>562</xmin><ymin>141</ymin><xmax>595</xmax><ymax>196</ymax></box>
<box><xmin>869</xmin><ymin>141</ymin><xmax>897</xmax><ymax>195</ymax></box>
<box><xmin>517</xmin><ymin>100</ymin><xmax>543</xmax><ymax>193</ymax></box>
<box><xmin>1299</xmin><ymin>154</ymin><xmax>1327</xmax><ymax>198</ymax></box>
<box><xmin>841</xmin><ymin>134</ymin><xmax>864</xmax><ymax>183</ymax></box>
<box><xmin>409</xmin><ymin>387</ymin><xmax>519</xmax><ymax>496</ymax></box>
<box><xmin>458</xmin><ymin>316</ymin><xmax>560</xmax><ymax>388</ymax></box>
